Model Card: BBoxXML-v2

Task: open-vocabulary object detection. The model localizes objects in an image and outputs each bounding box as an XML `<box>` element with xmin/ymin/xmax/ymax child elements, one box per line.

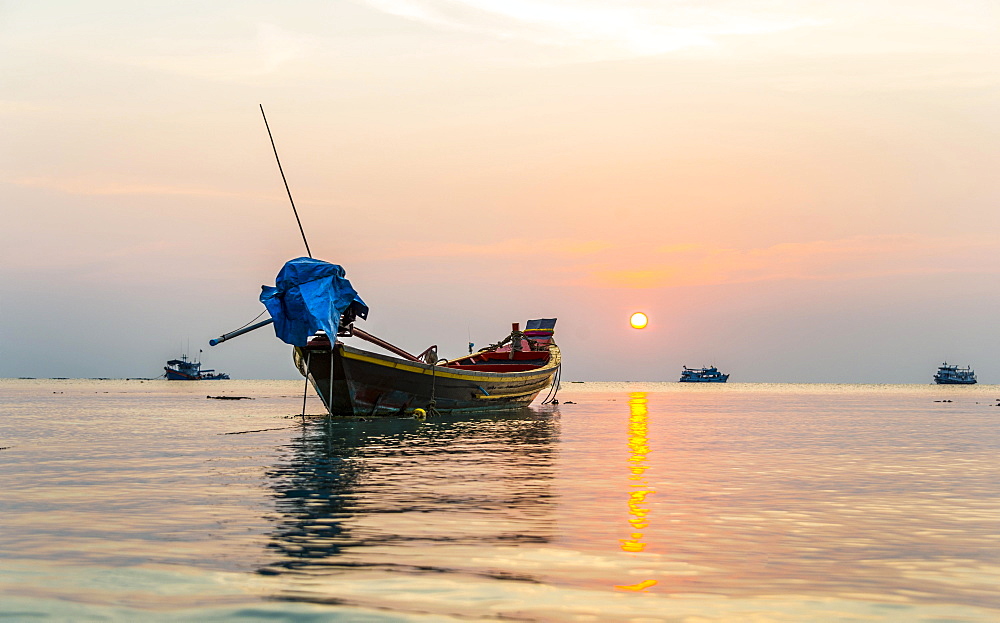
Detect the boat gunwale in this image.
<box><xmin>333</xmin><ymin>342</ymin><xmax>561</xmax><ymax>383</ymax></box>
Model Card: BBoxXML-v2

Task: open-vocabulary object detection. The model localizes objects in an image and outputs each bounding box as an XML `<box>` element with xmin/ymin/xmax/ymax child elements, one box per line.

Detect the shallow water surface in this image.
<box><xmin>2</xmin><ymin>379</ymin><xmax>999</xmax><ymax>621</ymax></box>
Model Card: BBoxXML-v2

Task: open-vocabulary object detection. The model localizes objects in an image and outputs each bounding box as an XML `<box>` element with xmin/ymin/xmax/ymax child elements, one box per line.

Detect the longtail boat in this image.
<box><xmin>211</xmin><ymin>257</ymin><xmax>560</xmax><ymax>416</ymax></box>
<box><xmin>294</xmin><ymin>318</ymin><xmax>559</xmax><ymax>416</ymax></box>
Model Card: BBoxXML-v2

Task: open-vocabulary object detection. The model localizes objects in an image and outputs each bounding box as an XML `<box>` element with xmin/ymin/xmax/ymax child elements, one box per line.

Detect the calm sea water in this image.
<box><xmin>2</xmin><ymin>379</ymin><xmax>999</xmax><ymax>621</ymax></box>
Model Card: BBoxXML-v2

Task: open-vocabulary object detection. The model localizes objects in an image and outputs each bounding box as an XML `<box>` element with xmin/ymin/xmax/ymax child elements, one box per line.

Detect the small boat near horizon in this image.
<box><xmin>164</xmin><ymin>354</ymin><xmax>230</xmax><ymax>381</ymax></box>
<box><xmin>679</xmin><ymin>365</ymin><xmax>729</xmax><ymax>383</ymax></box>
<box><xmin>933</xmin><ymin>362</ymin><xmax>976</xmax><ymax>385</ymax></box>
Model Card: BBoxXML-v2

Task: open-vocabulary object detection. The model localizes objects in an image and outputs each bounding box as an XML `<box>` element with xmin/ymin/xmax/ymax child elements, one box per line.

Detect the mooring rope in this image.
<box><xmin>426</xmin><ymin>360</ymin><xmax>443</xmax><ymax>417</ymax></box>
<box><xmin>541</xmin><ymin>362</ymin><xmax>562</xmax><ymax>405</ymax></box>
<box><xmin>328</xmin><ymin>345</ymin><xmax>335</xmax><ymax>418</ymax></box>
<box><xmin>301</xmin><ymin>350</ymin><xmax>311</xmax><ymax>420</ymax></box>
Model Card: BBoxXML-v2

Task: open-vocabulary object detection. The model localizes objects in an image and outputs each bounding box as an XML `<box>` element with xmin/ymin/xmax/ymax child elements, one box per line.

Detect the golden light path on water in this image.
<box><xmin>615</xmin><ymin>391</ymin><xmax>658</xmax><ymax>591</ymax></box>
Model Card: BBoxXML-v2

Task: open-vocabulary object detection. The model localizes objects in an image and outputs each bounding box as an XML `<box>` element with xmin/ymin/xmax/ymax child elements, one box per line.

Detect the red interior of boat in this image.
<box><xmin>444</xmin><ymin>350</ymin><xmax>551</xmax><ymax>372</ymax></box>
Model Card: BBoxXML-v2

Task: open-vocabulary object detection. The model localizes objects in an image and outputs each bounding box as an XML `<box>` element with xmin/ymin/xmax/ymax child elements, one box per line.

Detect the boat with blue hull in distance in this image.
<box><xmin>933</xmin><ymin>363</ymin><xmax>976</xmax><ymax>385</ymax></box>
<box><xmin>164</xmin><ymin>354</ymin><xmax>230</xmax><ymax>380</ymax></box>
<box><xmin>679</xmin><ymin>365</ymin><xmax>729</xmax><ymax>383</ymax></box>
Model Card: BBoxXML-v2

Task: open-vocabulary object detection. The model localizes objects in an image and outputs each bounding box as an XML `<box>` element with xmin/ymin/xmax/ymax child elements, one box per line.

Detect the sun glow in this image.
<box><xmin>629</xmin><ymin>312</ymin><xmax>648</xmax><ymax>329</ymax></box>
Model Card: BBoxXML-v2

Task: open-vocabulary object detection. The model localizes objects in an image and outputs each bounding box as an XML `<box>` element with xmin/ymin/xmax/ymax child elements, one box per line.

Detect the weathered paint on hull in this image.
<box><xmin>294</xmin><ymin>343</ymin><xmax>560</xmax><ymax>416</ymax></box>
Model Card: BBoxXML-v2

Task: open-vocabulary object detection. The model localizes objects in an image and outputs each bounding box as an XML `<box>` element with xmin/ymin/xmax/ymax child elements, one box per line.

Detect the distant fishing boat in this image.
<box><xmin>679</xmin><ymin>365</ymin><xmax>729</xmax><ymax>383</ymax></box>
<box><xmin>211</xmin><ymin>258</ymin><xmax>560</xmax><ymax>416</ymax></box>
<box><xmin>164</xmin><ymin>354</ymin><xmax>230</xmax><ymax>381</ymax></box>
<box><xmin>933</xmin><ymin>363</ymin><xmax>976</xmax><ymax>385</ymax></box>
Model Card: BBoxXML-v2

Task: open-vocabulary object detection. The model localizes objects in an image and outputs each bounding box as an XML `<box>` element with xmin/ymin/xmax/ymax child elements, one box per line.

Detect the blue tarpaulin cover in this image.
<box><xmin>259</xmin><ymin>257</ymin><xmax>368</xmax><ymax>347</ymax></box>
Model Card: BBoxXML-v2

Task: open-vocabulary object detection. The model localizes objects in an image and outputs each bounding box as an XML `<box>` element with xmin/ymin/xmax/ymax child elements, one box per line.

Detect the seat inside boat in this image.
<box><xmin>444</xmin><ymin>350</ymin><xmax>551</xmax><ymax>372</ymax></box>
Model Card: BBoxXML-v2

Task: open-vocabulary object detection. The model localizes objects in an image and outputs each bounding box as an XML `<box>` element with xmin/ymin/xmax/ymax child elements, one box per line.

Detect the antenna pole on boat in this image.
<box><xmin>260</xmin><ymin>104</ymin><xmax>312</xmax><ymax>259</ymax></box>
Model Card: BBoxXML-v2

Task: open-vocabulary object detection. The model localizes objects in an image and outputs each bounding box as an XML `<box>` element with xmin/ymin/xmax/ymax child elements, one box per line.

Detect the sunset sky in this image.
<box><xmin>2</xmin><ymin>1</ymin><xmax>998</xmax><ymax>382</ymax></box>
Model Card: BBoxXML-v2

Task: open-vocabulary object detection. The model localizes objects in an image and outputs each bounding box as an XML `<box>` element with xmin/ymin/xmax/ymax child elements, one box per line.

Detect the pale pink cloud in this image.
<box><xmin>591</xmin><ymin>235</ymin><xmax>1000</xmax><ymax>289</ymax></box>
<box><xmin>350</xmin><ymin>234</ymin><xmax>1000</xmax><ymax>291</ymax></box>
<box><xmin>376</xmin><ymin>238</ymin><xmax>612</xmax><ymax>260</ymax></box>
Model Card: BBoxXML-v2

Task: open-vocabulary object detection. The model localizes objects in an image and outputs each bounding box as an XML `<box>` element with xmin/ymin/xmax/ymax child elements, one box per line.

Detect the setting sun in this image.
<box><xmin>629</xmin><ymin>312</ymin><xmax>648</xmax><ymax>329</ymax></box>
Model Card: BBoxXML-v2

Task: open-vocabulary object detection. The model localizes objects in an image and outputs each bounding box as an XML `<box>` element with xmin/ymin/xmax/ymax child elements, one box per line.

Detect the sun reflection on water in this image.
<box><xmin>616</xmin><ymin>392</ymin><xmax>658</xmax><ymax>591</ymax></box>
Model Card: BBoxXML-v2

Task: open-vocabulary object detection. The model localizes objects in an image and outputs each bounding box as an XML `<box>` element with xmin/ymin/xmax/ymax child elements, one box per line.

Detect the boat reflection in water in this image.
<box><xmin>258</xmin><ymin>407</ymin><xmax>560</xmax><ymax>602</ymax></box>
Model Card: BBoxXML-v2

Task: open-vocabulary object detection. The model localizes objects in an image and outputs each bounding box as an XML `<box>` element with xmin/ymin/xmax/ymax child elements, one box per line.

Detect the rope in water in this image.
<box><xmin>426</xmin><ymin>360</ymin><xmax>443</xmax><ymax>417</ymax></box>
<box><xmin>328</xmin><ymin>346</ymin><xmax>335</xmax><ymax>418</ymax></box>
<box><xmin>301</xmin><ymin>350</ymin><xmax>311</xmax><ymax>420</ymax></box>
<box><xmin>541</xmin><ymin>362</ymin><xmax>562</xmax><ymax>405</ymax></box>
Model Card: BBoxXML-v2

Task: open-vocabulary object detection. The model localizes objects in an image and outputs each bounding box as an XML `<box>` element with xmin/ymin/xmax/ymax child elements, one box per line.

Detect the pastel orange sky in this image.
<box><xmin>2</xmin><ymin>1</ymin><xmax>998</xmax><ymax>381</ymax></box>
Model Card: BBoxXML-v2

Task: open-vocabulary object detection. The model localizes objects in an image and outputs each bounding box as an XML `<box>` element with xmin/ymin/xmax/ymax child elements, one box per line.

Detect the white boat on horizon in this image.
<box><xmin>933</xmin><ymin>363</ymin><xmax>976</xmax><ymax>385</ymax></box>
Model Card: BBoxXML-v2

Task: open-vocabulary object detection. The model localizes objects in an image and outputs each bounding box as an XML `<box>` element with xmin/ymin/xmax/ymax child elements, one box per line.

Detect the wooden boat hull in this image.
<box><xmin>294</xmin><ymin>342</ymin><xmax>561</xmax><ymax>416</ymax></box>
